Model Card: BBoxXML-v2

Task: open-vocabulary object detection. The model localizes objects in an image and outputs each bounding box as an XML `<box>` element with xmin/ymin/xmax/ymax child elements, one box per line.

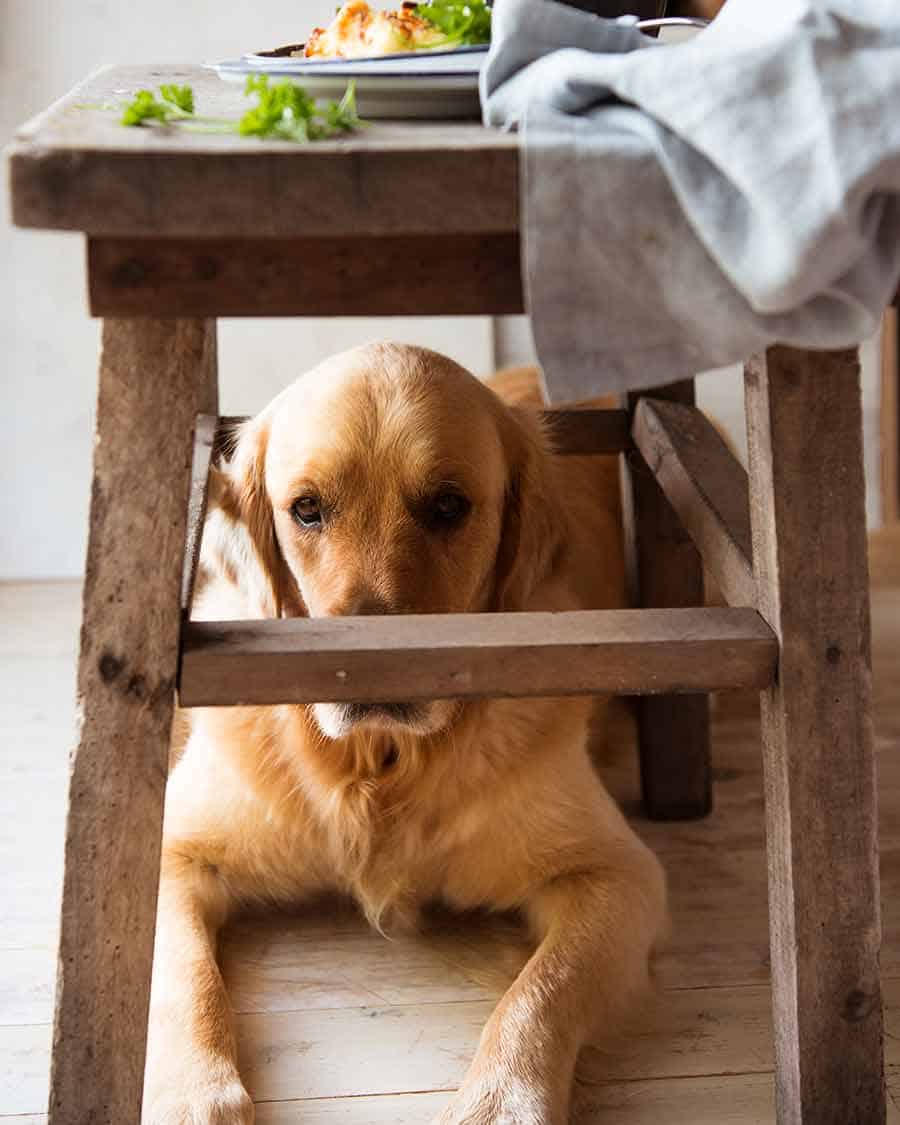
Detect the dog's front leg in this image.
<box><xmin>437</xmin><ymin>848</ymin><xmax>666</xmax><ymax>1125</ymax></box>
<box><xmin>142</xmin><ymin>850</ymin><xmax>253</xmax><ymax>1125</ymax></box>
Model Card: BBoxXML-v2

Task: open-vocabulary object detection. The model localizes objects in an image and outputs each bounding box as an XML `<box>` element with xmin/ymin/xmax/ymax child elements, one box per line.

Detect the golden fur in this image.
<box><xmin>144</xmin><ymin>343</ymin><xmax>667</xmax><ymax>1125</ymax></box>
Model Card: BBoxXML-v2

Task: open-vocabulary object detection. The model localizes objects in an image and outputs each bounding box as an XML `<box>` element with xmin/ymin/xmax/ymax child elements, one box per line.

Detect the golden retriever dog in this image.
<box><xmin>143</xmin><ymin>342</ymin><xmax>667</xmax><ymax>1125</ymax></box>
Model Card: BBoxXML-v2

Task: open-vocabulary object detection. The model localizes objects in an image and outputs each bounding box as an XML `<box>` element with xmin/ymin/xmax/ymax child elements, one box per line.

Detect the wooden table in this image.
<box><xmin>7</xmin><ymin>63</ymin><xmax>886</xmax><ymax>1125</ymax></box>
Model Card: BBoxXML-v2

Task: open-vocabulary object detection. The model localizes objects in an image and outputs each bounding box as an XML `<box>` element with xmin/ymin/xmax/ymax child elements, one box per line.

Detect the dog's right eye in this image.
<box><xmin>291</xmin><ymin>496</ymin><xmax>323</xmax><ymax>528</ymax></box>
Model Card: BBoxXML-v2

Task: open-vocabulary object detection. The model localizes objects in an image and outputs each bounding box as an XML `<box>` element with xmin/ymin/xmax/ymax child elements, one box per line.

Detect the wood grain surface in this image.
<box><xmin>881</xmin><ymin>308</ymin><xmax>899</xmax><ymax>524</ymax></box>
<box><xmin>87</xmin><ymin>234</ymin><xmax>525</xmax><ymax>318</ymax></box>
<box><xmin>178</xmin><ymin>606</ymin><xmax>777</xmax><ymax>707</ymax></box>
<box><xmin>621</xmin><ymin>381</ymin><xmax>712</xmax><ymax>820</ymax></box>
<box><xmin>48</xmin><ymin>321</ymin><xmax>218</xmax><ymax>1125</ymax></box>
<box><xmin>5</xmin><ymin>581</ymin><xmax>900</xmax><ymax>1124</ymax></box>
<box><xmin>745</xmin><ymin>347</ymin><xmax>884</xmax><ymax>1125</ymax></box>
<box><xmin>9</xmin><ymin>65</ymin><xmax>518</xmax><ymax>239</ymax></box>
<box><xmin>181</xmin><ymin>412</ymin><xmax>217</xmax><ymax>616</ymax></box>
<box><xmin>213</xmin><ymin>410</ymin><xmax>632</xmax><ymax>461</ymax></box>
<box><xmin>632</xmin><ymin>397</ymin><xmax>755</xmax><ymax>608</ymax></box>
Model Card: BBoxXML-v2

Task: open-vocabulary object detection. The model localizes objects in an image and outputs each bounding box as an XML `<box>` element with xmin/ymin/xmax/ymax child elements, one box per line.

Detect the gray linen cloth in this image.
<box><xmin>481</xmin><ymin>0</ymin><xmax>900</xmax><ymax>400</ymax></box>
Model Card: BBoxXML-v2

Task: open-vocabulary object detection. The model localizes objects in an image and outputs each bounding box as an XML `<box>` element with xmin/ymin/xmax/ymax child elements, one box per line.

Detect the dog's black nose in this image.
<box><xmin>337</xmin><ymin>591</ymin><xmax>395</xmax><ymax>617</ymax></box>
<box><xmin>343</xmin><ymin>701</ymin><xmax>412</xmax><ymax>723</ymax></box>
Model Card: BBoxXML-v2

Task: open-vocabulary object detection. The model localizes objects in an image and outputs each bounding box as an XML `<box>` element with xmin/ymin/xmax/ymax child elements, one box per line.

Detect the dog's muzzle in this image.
<box><xmin>339</xmin><ymin>701</ymin><xmax>419</xmax><ymax>725</ymax></box>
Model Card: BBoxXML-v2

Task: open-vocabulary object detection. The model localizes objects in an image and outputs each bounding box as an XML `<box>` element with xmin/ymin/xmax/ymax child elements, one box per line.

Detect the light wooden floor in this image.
<box><xmin>3</xmin><ymin>533</ymin><xmax>900</xmax><ymax>1123</ymax></box>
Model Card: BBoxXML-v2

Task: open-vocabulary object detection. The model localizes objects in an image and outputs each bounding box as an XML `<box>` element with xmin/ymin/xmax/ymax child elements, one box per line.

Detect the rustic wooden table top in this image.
<box><xmin>7</xmin><ymin>63</ymin><xmax>519</xmax><ymax>239</ymax></box>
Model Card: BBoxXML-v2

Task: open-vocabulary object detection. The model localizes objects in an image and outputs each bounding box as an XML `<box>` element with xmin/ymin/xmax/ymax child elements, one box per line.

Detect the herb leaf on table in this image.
<box><xmin>240</xmin><ymin>76</ymin><xmax>360</xmax><ymax>141</ymax></box>
<box><xmin>120</xmin><ymin>88</ymin><xmax>193</xmax><ymax>126</ymax></box>
<box><xmin>159</xmin><ymin>84</ymin><xmax>195</xmax><ymax>114</ymax></box>
<box><xmin>120</xmin><ymin>78</ymin><xmax>361</xmax><ymax>142</ymax></box>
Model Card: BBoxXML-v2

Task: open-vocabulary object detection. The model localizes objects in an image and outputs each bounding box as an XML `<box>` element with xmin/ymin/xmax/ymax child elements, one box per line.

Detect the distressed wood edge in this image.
<box><xmin>632</xmin><ymin>398</ymin><xmax>755</xmax><ymax>608</ymax></box>
<box><xmin>86</xmin><ymin>234</ymin><xmax>526</xmax><ymax>318</ymax></box>
<box><xmin>881</xmin><ymin>308</ymin><xmax>899</xmax><ymax>524</ymax></box>
<box><xmin>178</xmin><ymin>606</ymin><xmax>778</xmax><ymax>707</ymax></box>
<box><xmin>213</xmin><ymin>411</ymin><xmax>631</xmax><ymax>461</ymax></box>
<box><xmin>181</xmin><ymin>413</ymin><xmax>218</xmax><ymax>615</ymax></box>
<box><xmin>48</xmin><ymin>318</ymin><xmax>218</xmax><ymax>1125</ymax></box>
<box><xmin>9</xmin><ymin>128</ymin><xmax>520</xmax><ymax>238</ymax></box>
<box><xmin>11</xmin><ymin>147</ymin><xmax>519</xmax><ymax>238</ymax></box>
<box><xmin>744</xmin><ymin>345</ymin><xmax>884</xmax><ymax>1125</ymax></box>
<box><xmin>620</xmin><ymin>380</ymin><xmax>712</xmax><ymax>821</ymax></box>
<box><xmin>12</xmin><ymin>64</ymin><xmax>118</xmax><ymax>144</ymax></box>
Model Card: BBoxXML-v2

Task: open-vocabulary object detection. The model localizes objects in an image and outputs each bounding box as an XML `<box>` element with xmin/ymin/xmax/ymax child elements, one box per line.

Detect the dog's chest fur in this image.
<box><xmin>179</xmin><ymin>691</ymin><xmax>594</xmax><ymax>938</ymax></box>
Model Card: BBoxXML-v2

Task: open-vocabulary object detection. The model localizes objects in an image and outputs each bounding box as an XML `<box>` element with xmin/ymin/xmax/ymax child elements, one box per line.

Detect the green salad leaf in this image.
<box><xmin>414</xmin><ymin>0</ymin><xmax>491</xmax><ymax>47</ymax></box>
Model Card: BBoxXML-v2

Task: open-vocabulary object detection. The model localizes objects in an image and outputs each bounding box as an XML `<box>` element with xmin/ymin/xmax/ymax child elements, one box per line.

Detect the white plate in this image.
<box><xmin>243</xmin><ymin>43</ymin><xmax>488</xmax><ymax>71</ymax></box>
<box><xmin>205</xmin><ymin>57</ymin><xmax>483</xmax><ymax>120</ymax></box>
<box><xmin>205</xmin><ymin>18</ymin><xmax>708</xmax><ymax>121</ymax></box>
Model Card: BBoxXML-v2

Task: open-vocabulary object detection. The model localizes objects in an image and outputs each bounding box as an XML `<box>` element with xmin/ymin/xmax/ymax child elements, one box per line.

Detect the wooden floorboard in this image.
<box><xmin>2</xmin><ymin>571</ymin><xmax>900</xmax><ymax>1121</ymax></box>
<box><xmin>250</xmin><ymin>1073</ymin><xmax>900</xmax><ymax>1125</ymax></box>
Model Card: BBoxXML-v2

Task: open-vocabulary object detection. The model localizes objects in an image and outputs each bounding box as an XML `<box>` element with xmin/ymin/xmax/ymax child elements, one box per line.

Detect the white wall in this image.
<box><xmin>1</xmin><ymin>3</ymin><xmax>885</xmax><ymax>578</ymax></box>
<box><xmin>1</xmin><ymin>0</ymin><xmax>496</xmax><ymax>580</ymax></box>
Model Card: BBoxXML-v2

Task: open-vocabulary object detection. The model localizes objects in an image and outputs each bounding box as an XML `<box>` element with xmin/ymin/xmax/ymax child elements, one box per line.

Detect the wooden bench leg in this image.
<box><xmin>745</xmin><ymin>346</ymin><xmax>884</xmax><ymax>1125</ymax></box>
<box><xmin>48</xmin><ymin>319</ymin><xmax>218</xmax><ymax>1125</ymax></box>
<box><xmin>622</xmin><ymin>379</ymin><xmax>712</xmax><ymax>820</ymax></box>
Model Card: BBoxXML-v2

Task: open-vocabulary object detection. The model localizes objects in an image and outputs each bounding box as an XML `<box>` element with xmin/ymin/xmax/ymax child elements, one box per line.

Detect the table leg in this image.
<box><xmin>48</xmin><ymin>319</ymin><xmax>218</xmax><ymax>1125</ymax></box>
<box><xmin>621</xmin><ymin>379</ymin><xmax>712</xmax><ymax>819</ymax></box>
<box><xmin>881</xmin><ymin>307</ymin><xmax>899</xmax><ymax>523</ymax></box>
<box><xmin>745</xmin><ymin>346</ymin><xmax>884</xmax><ymax>1125</ymax></box>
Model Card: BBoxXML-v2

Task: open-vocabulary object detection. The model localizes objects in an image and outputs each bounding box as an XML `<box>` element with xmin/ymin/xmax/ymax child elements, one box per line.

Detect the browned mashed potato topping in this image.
<box><xmin>302</xmin><ymin>1</ymin><xmax>445</xmax><ymax>58</ymax></box>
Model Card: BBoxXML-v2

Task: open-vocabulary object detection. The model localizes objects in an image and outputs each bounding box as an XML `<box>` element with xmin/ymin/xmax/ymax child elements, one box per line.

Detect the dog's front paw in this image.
<box><xmin>143</xmin><ymin>1064</ymin><xmax>254</xmax><ymax>1125</ymax></box>
<box><xmin>435</xmin><ymin>1072</ymin><xmax>562</xmax><ymax>1125</ymax></box>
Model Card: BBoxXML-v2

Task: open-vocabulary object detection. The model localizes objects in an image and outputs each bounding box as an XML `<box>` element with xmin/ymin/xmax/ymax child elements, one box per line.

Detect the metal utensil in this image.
<box><xmin>634</xmin><ymin>15</ymin><xmax>710</xmax><ymax>31</ymax></box>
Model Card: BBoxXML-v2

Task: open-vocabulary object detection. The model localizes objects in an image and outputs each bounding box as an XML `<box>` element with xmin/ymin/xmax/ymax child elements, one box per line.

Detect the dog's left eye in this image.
<box><xmin>291</xmin><ymin>496</ymin><xmax>323</xmax><ymax>528</ymax></box>
<box><xmin>428</xmin><ymin>490</ymin><xmax>471</xmax><ymax>527</ymax></box>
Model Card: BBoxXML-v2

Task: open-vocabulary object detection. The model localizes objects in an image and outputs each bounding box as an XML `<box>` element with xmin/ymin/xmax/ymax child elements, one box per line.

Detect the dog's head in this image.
<box><xmin>202</xmin><ymin>342</ymin><xmax>565</xmax><ymax>739</ymax></box>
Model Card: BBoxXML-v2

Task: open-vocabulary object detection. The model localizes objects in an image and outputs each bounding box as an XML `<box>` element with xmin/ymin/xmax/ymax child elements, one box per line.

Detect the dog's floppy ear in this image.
<box><xmin>492</xmin><ymin>407</ymin><xmax>567</xmax><ymax>612</ymax></box>
<box><xmin>201</xmin><ymin>416</ymin><xmax>292</xmax><ymax>618</ymax></box>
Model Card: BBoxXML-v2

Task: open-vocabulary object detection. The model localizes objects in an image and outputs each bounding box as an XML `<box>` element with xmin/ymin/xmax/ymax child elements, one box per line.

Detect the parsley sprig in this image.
<box><xmin>120</xmin><ymin>77</ymin><xmax>361</xmax><ymax>143</ymax></box>
<box><xmin>414</xmin><ymin>0</ymin><xmax>491</xmax><ymax>47</ymax></box>
<box><xmin>120</xmin><ymin>84</ymin><xmax>195</xmax><ymax>126</ymax></box>
<box><xmin>239</xmin><ymin>76</ymin><xmax>360</xmax><ymax>141</ymax></box>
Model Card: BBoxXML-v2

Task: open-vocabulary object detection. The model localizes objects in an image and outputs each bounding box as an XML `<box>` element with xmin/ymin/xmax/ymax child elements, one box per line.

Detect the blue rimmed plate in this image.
<box><xmin>205</xmin><ymin>18</ymin><xmax>707</xmax><ymax>120</ymax></box>
<box><xmin>206</xmin><ymin>46</ymin><xmax>486</xmax><ymax>119</ymax></box>
<box><xmin>243</xmin><ymin>42</ymin><xmax>488</xmax><ymax>69</ymax></box>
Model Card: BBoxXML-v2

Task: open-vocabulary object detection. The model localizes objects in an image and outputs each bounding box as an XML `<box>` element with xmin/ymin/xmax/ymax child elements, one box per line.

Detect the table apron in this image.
<box><xmin>87</xmin><ymin>233</ymin><xmax>525</xmax><ymax>317</ymax></box>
